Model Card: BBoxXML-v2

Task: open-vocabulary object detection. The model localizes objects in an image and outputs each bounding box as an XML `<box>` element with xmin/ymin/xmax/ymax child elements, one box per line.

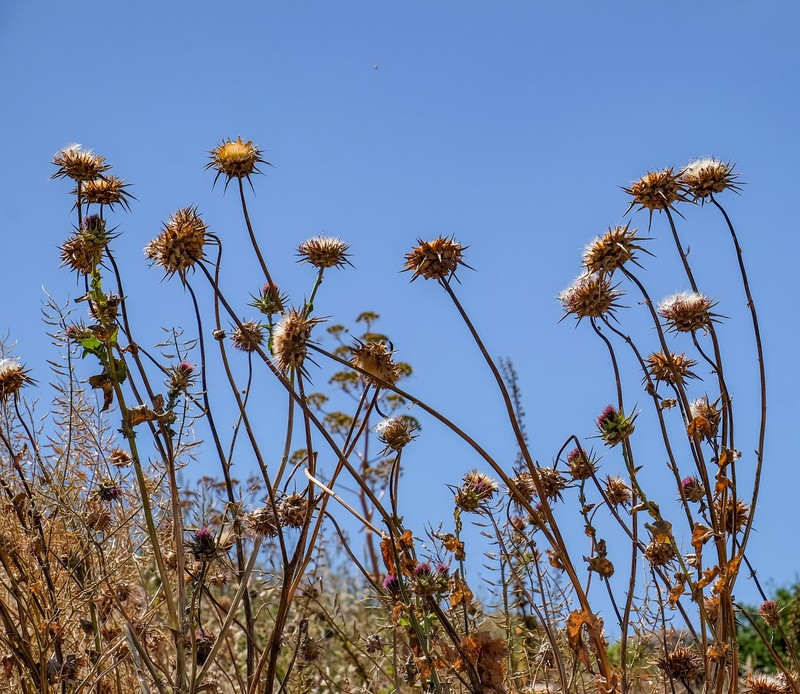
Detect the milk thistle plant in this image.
<box><xmin>0</xmin><ymin>139</ymin><xmax>781</xmax><ymax>694</ymax></box>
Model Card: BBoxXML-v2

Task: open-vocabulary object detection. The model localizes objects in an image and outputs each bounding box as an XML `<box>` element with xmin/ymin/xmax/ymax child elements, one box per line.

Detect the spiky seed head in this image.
<box><xmin>646</xmin><ymin>351</ymin><xmax>699</xmax><ymax>387</ymax></box>
<box><xmin>714</xmin><ymin>496</ymin><xmax>749</xmax><ymax>535</ymax></box>
<box><xmin>681</xmin><ymin>158</ymin><xmax>741</xmax><ymax>200</ymax></box>
<box><xmin>350</xmin><ymin>341</ymin><xmax>401</xmax><ymax>387</ymax></box>
<box><xmin>231</xmin><ymin>321</ymin><xmax>265</xmax><ymax>353</ymax></box>
<box><xmin>207</xmin><ymin>136</ymin><xmax>267</xmax><ymax>184</ymax></box>
<box><xmin>271</xmin><ymin>310</ymin><xmax>321</xmax><ymax>370</ymax></box>
<box><xmin>455</xmin><ymin>469</ymin><xmax>499</xmax><ymax>512</ymax></box>
<box><xmin>508</xmin><ymin>472</ymin><xmax>536</xmax><ymax>505</ymax></box>
<box><xmin>582</xmin><ymin>224</ymin><xmax>645</xmax><ymax>275</ymax></box>
<box><xmin>559</xmin><ymin>273</ymin><xmax>622</xmax><ymax>322</ymax></box>
<box><xmin>94</xmin><ymin>479</ymin><xmax>123</xmax><ymax>502</ymax></box>
<box><xmin>84</xmin><ymin>503</ymin><xmax>113</xmax><ymax>533</ymax></box>
<box><xmin>655</xmin><ymin>646</ymin><xmax>703</xmax><ymax>682</ymax></box>
<box><xmin>0</xmin><ymin>358</ymin><xmax>30</xmax><ymax>400</ymax></box>
<box><xmin>704</xmin><ymin>595</ymin><xmax>720</xmax><ymax>623</ymax></box>
<box><xmin>376</xmin><ymin>416</ymin><xmax>418</xmax><ymax>452</ymax></box>
<box><xmin>538</xmin><ymin>467</ymin><xmax>567</xmax><ymax>501</ymax></box>
<box><xmin>298</xmin><ymin>236</ymin><xmax>351</xmax><ymax>269</ymax></box>
<box><xmin>109</xmin><ymin>447</ymin><xmax>132</xmax><ymax>467</ymax></box>
<box><xmin>687</xmin><ymin>396</ymin><xmax>720</xmax><ymax>441</ymax></box>
<box><xmin>298</xmin><ymin>636</ymin><xmax>322</xmax><ymax>665</ymax></box>
<box><xmin>744</xmin><ymin>673</ymin><xmax>789</xmax><ymax>694</ymax></box>
<box><xmin>188</xmin><ymin>527</ymin><xmax>218</xmax><ymax>562</ymax></box>
<box><xmin>596</xmin><ymin>405</ymin><xmax>635</xmax><ymax>447</ymax></box>
<box><xmin>244</xmin><ymin>506</ymin><xmax>279</xmax><ymax>539</ymax></box>
<box><xmin>604</xmin><ymin>475</ymin><xmax>632</xmax><ymax>507</ymax></box>
<box><xmin>52</xmin><ymin>144</ymin><xmax>109</xmax><ymax>182</ymax></box>
<box><xmin>759</xmin><ymin>600</ymin><xmax>781</xmax><ymax>628</ymax></box>
<box><xmin>145</xmin><ymin>207</ymin><xmax>207</xmax><ymax>277</ymax></box>
<box><xmin>404</xmin><ymin>235</ymin><xmax>467</xmax><ymax>281</ymax></box>
<box><xmin>79</xmin><ymin>176</ymin><xmax>133</xmax><ymax>211</ymax></box>
<box><xmin>657</xmin><ymin>292</ymin><xmax>715</xmax><ymax>333</ymax></box>
<box><xmin>623</xmin><ymin>167</ymin><xmax>684</xmax><ymax>212</ymax></box>
<box><xmin>567</xmin><ymin>447</ymin><xmax>597</xmax><ymax>481</ymax></box>
<box><xmin>644</xmin><ymin>539</ymin><xmax>675</xmax><ymax>567</ymax></box>
<box><xmin>681</xmin><ymin>476</ymin><xmax>706</xmax><ymax>503</ymax></box>
<box><xmin>279</xmin><ymin>493</ymin><xmax>310</xmax><ymax>529</ymax></box>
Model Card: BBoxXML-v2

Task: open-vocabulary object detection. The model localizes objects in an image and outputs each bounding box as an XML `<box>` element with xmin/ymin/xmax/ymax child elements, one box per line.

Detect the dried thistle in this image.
<box><xmin>375</xmin><ymin>416</ymin><xmax>418</xmax><ymax>453</ymax></box>
<box><xmin>52</xmin><ymin>144</ymin><xmax>109</xmax><ymax>182</ymax></box>
<box><xmin>623</xmin><ymin>167</ymin><xmax>684</xmax><ymax>213</ymax></box>
<box><xmin>272</xmin><ymin>310</ymin><xmax>321</xmax><ymax>371</ymax></box>
<box><xmin>567</xmin><ymin>447</ymin><xmax>597</xmax><ymax>481</ymax></box>
<box><xmin>404</xmin><ymin>235</ymin><xmax>467</xmax><ymax>281</ymax></box>
<box><xmin>604</xmin><ymin>475</ymin><xmax>632</xmax><ymax>507</ymax></box>
<box><xmin>559</xmin><ymin>273</ymin><xmax>622</xmax><ymax>322</ymax></box>
<box><xmin>168</xmin><ymin>361</ymin><xmax>196</xmax><ymax>393</ymax></box>
<box><xmin>759</xmin><ymin>600</ymin><xmax>781</xmax><ymax>628</ymax></box>
<box><xmin>350</xmin><ymin>340</ymin><xmax>401</xmax><ymax>387</ymax></box>
<box><xmin>681</xmin><ymin>158</ymin><xmax>741</xmax><ymax>201</ymax></box>
<box><xmin>744</xmin><ymin>673</ymin><xmax>790</xmax><ymax>694</ymax></box>
<box><xmin>188</xmin><ymin>527</ymin><xmax>218</xmax><ymax>562</ymax></box>
<box><xmin>714</xmin><ymin>496</ymin><xmax>750</xmax><ymax>535</ymax></box>
<box><xmin>0</xmin><ymin>358</ymin><xmax>31</xmax><ymax>400</ymax></box>
<box><xmin>454</xmin><ymin>470</ymin><xmax>499</xmax><ymax>512</ymax></box>
<box><xmin>207</xmin><ymin>136</ymin><xmax>268</xmax><ymax>186</ymax></box>
<box><xmin>109</xmin><ymin>447</ymin><xmax>132</xmax><ymax>467</ymax></box>
<box><xmin>687</xmin><ymin>396</ymin><xmax>721</xmax><ymax>440</ymax></box>
<box><xmin>79</xmin><ymin>175</ymin><xmax>133</xmax><ymax>210</ymax></box>
<box><xmin>279</xmin><ymin>493</ymin><xmax>310</xmax><ymax>529</ymax></box>
<box><xmin>644</xmin><ymin>539</ymin><xmax>676</xmax><ymax>567</ymax></box>
<box><xmin>655</xmin><ymin>645</ymin><xmax>703</xmax><ymax>682</ymax></box>
<box><xmin>60</xmin><ymin>215</ymin><xmax>109</xmax><ymax>274</ymax></box>
<box><xmin>657</xmin><ymin>292</ymin><xmax>716</xmax><ymax>333</ymax></box>
<box><xmin>145</xmin><ymin>206</ymin><xmax>207</xmax><ymax>277</ymax></box>
<box><xmin>231</xmin><ymin>321</ymin><xmax>266</xmax><ymax>352</ymax></box>
<box><xmin>582</xmin><ymin>223</ymin><xmax>647</xmax><ymax>275</ymax></box>
<box><xmin>646</xmin><ymin>351</ymin><xmax>698</xmax><ymax>387</ymax></box>
<box><xmin>298</xmin><ymin>236</ymin><xmax>351</xmax><ymax>269</ymax></box>
<box><xmin>244</xmin><ymin>506</ymin><xmax>279</xmax><ymax>539</ymax></box>
<box><xmin>680</xmin><ymin>476</ymin><xmax>705</xmax><ymax>503</ymax></box>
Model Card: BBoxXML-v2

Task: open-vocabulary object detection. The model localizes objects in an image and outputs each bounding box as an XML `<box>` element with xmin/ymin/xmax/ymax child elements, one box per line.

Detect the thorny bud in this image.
<box><xmin>687</xmin><ymin>396</ymin><xmax>721</xmax><ymax>441</ymax></box>
<box><xmin>350</xmin><ymin>340</ymin><xmax>401</xmax><ymax>387</ymax></box>
<box><xmin>646</xmin><ymin>351</ymin><xmax>698</xmax><ymax>387</ymax></box>
<box><xmin>681</xmin><ymin>476</ymin><xmax>706</xmax><ymax>503</ymax></box>
<box><xmin>644</xmin><ymin>539</ymin><xmax>676</xmax><ymax>567</ymax></box>
<box><xmin>582</xmin><ymin>223</ymin><xmax>646</xmax><ymax>275</ymax></box>
<box><xmin>604</xmin><ymin>475</ymin><xmax>632</xmax><ymax>507</ymax></box>
<box><xmin>714</xmin><ymin>497</ymin><xmax>750</xmax><ymax>535</ymax></box>
<box><xmin>244</xmin><ymin>506</ymin><xmax>280</xmax><ymax>539</ymax></box>
<box><xmin>759</xmin><ymin>600</ymin><xmax>781</xmax><ymax>628</ymax></box>
<box><xmin>596</xmin><ymin>404</ymin><xmax>635</xmax><ymax>447</ymax></box>
<box><xmin>567</xmin><ymin>447</ymin><xmax>597</xmax><ymax>481</ymax></box>
<box><xmin>376</xmin><ymin>416</ymin><xmax>418</xmax><ymax>453</ymax></box>
<box><xmin>382</xmin><ymin>574</ymin><xmax>401</xmax><ymax>595</ymax></box>
<box><xmin>188</xmin><ymin>527</ymin><xmax>218</xmax><ymax>562</ymax></box>
<box><xmin>94</xmin><ymin>479</ymin><xmax>123</xmax><ymax>502</ymax></box>
<box><xmin>169</xmin><ymin>361</ymin><xmax>196</xmax><ymax>393</ymax></box>
<box><xmin>79</xmin><ymin>175</ymin><xmax>133</xmax><ymax>210</ymax></box>
<box><xmin>743</xmin><ymin>673</ymin><xmax>790</xmax><ymax>694</ymax></box>
<box><xmin>0</xmin><ymin>358</ymin><xmax>31</xmax><ymax>400</ymax></box>
<box><xmin>279</xmin><ymin>493</ymin><xmax>310</xmax><ymax>529</ymax></box>
<box><xmin>109</xmin><ymin>447</ymin><xmax>132</xmax><ymax>467</ymax></box>
<box><xmin>206</xmin><ymin>136</ymin><xmax>268</xmax><ymax>185</ymax></box>
<box><xmin>145</xmin><ymin>206</ymin><xmax>207</xmax><ymax>277</ymax></box>
<box><xmin>272</xmin><ymin>310</ymin><xmax>321</xmax><ymax>371</ymax></box>
<box><xmin>250</xmin><ymin>283</ymin><xmax>286</xmax><ymax>316</ymax></box>
<box><xmin>656</xmin><ymin>646</ymin><xmax>703</xmax><ymax>682</ymax></box>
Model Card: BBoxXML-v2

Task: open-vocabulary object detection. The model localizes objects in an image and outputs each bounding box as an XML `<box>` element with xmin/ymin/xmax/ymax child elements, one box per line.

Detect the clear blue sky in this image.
<box><xmin>1</xmin><ymin>2</ymin><xmax>797</xmax><ymax>611</ymax></box>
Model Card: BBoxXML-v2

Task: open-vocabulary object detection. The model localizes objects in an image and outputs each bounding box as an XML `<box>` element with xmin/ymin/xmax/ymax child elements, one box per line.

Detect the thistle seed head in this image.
<box><xmin>624</xmin><ymin>167</ymin><xmax>684</xmax><ymax>212</ymax></box>
<box><xmin>298</xmin><ymin>236</ymin><xmax>351</xmax><ymax>269</ymax></box>
<box><xmin>207</xmin><ymin>136</ymin><xmax>267</xmax><ymax>185</ymax></box>
<box><xmin>145</xmin><ymin>207</ymin><xmax>207</xmax><ymax>277</ymax></box>
<box><xmin>681</xmin><ymin>158</ymin><xmax>741</xmax><ymax>201</ymax></box>
<box><xmin>231</xmin><ymin>321</ymin><xmax>266</xmax><ymax>353</ymax></box>
<box><xmin>582</xmin><ymin>223</ymin><xmax>646</xmax><ymax>275</ymax></box>
<box><xmin>559</xmin><ymin>273</ymin><xmax>622</xmax><ymax>322</ymax></box>
<box><xmin>646</xmin><ymin>351</ymin><xmax>698</xmax><ymax>387</ymax></box>
<box><xmin>567</xmin><ymin>447</ymin><xmax>597</xmax><ymax>481</ymax></box>
<box><xmin>52</xmin><ymin>144</ymin><xmax>109</xmax><ymax>182</ymax></box>
<box><xmin>79</xmin><ymin>175</ymin><xmax>133</xmax><ymax>210</ymax></box>
<box><xmin>657</xmin><ymin>292</ymin><xmax>715</xmax><ymax>333</ymax></box>
<box><xmin>244</xmin><ymin>506</ymin><xmax>279</xmax><ymax>539</ymax></box>
<box><xmin>272</xmin><ymin>310</ymin><xmax>321</xmax><ymax>371</ymax></box>
<box><xmin>279</xmin><ymin>493</ymin><xmax>309</xmax><ymax>529</ymax></box>
<box><xmin>375</xmin><ymin>416</ymin><xmax>418</xmax><ymax>453</ymax></box>
<box><xmin>680</xmin><ymin>476</ymin><xmax>705</xmax><ymax>503</ymax></box>
<box><xmin>604</xmin><ymin>475</ymin><xmax>632</xmax><ymax>507</ymax></box>
<box><xmin>655</xmin><ymin>646</ymin><xmax>703</xmax><ymax>682</ymax></box>
<box><xmin>404</xmin><ymin>236</ymin><xmax>467</xmax><ymax>281</ymax></box>
<box><xmin>0</xmin><ymin>358</ymin><xmax>30</xmax><ymax>400</ymax></box>
<box><xmin>454</xmin><ymin>469</ymin><xmax>499</xmax><ymax>512</ymax></box>
<box><xmin>350</xmin><ymin>340</ymin><xmax>401</xmax><ymax>387</ymax></box>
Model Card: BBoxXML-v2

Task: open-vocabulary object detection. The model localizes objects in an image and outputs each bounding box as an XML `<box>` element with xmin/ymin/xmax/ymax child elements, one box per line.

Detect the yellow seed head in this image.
<box><xmin>207</xmin><ymin>136</ymin><xmax>267</xmax><ymax>185</ymax></box>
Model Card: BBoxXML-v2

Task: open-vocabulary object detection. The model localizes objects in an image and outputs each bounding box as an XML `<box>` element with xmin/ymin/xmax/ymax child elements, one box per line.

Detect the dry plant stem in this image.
<box><xmin>440</xmin><ymin>279</ymin><xmax>616</xmax><ymax>682</ymax></box>
<box><xmin>711</xmin><ymin>196</ymin><xmax>767</xmax><ymax>552</ymax></box>
<box><xmin>736</xmin><ymin>607</ymin><xmax>799</xmax><ymax>694</ymax></box>
<box><xmin>237</xmin><ymin>178</ymin><xmax>282</xmax><ymax>310</ymax></box>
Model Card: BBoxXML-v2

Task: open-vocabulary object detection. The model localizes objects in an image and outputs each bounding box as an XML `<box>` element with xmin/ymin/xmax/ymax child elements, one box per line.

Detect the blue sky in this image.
<box><xmin>1</xmin><ymin>2</ymin><xmax>798</xmax><ymax>613</ymax></box>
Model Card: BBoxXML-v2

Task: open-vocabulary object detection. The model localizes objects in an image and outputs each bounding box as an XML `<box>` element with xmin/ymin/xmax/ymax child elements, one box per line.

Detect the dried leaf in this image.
<box><xmin>691</xmin><ymin>523</ymin><xmax>715</xmax><ymax>552</ymax></box>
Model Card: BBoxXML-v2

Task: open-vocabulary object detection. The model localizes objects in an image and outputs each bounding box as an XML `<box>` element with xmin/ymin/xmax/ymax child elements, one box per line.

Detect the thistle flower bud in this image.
<box><xmin>169</xmin><ymin>361</ymin><xmax>196</xmax><ymax>393</ymax></box>
<box><xmin>382</xmin><ymin>573</ymin><xmax>401</xmax><ymax>595</ymax></box>
<box><xmin>680</xmin><ymin>476</ymin><xmax>705</xmax><ymax>503</ymax></box>
<box><xmin>644</xmin><ymin>539</ymin><xmax>675</xmax><ymax>567</ymax></box>
<box><xmin>404</xmin><ymin>236</ymin><xmax>467</xmax><ymax>281</ymax></box>
<box><xmin>94</xmin><ymin>479</ymin><xmax>123</xmax><ymax>502</ymax></box>
<box><xmin>714</xmin><ymin>497</ymin><xmax>749</xmax><ymax>535</ymax></box>
<box><xmin>656</xmin><ymin>647</ymin><xmax>703</xmax><ymax>682</ymax></box>
<box><xmin>759</xmin><ymin>600</ymin><xmax>781</xmax><ymax>628</ymax></box>
<box><xmin>188</xmin><ymin>527</ymin><xmax>218</xmax><ymax>562</ymax></box>
<box><xmin>596</xmin><ymin>405</ymin><xmax>635</xmax><ymax>447</ymax></box>
<box><xmin>567</xmin><ymin>447</ymin><xmax>597</xmax><ymax>481</ymax></box>
<box><xmin>250</xmin><ymin>283</ymin><xmax>286</xmax><ymax>316</ymax></box>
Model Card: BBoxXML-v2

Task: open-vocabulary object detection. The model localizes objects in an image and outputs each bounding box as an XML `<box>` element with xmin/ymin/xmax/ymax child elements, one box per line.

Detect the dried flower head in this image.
<box><xmin>52</xmin><ymin>144</ymin><xmax>109</xmax><ymax>182</ymax></box>
<box><xmin>94</xmin><ymin>479</ymin><xmax>123</xmax><ymax>502</ymax></box>
<box><xmin>681</xmin><ymin>158</ymin><xmax>741</xmax><ymax>201</ymax></box>
<box><xmin>79</xmin><ymin>175</ymin><xmax>133</xmax><ymax>210</ymax></box>
<box><xmin>188</xmin><ymin>528</ymin><xmax>218</xmax><ymax>562</ymax></box>
<box><xmin>567</xmin><ymin>447</ymin><xmax>597</xmax><ymax>481</ymax></box>
<box><xmin>604</xmin><ymin>475</ymin><xmax>632</xmax><ymax>507</ymax></box>
<box><xmin>582</xmin><ymin>224</ymin><xmax>647</xmax><ymax>275</ymax></box>
<box><xmin>596</xmin><ymin>405</ymin><xmax>635</xmax><ymax>447</ymax></box>
<box><xmin>244</xmin><ymin>506</ymin><xmax>279</xmax><ymax>539</ymax></box>
<box><xmin>169</xmin><ymin>361</ymin><xmax>196</xmax><ymax>393</ymax></box>
<box><xmin>145</xmin><ymin>207</ymin><xmax>207</xmax><ymax>277</ymax></box>
<box><xmin>350</xmin><ymin>340</ymin><xmax>401</xmax><ymax>386</ymax></box>
<box><xmin>231</xmin><ymin>321</ymin><xmax>265</xmax><ymax>353</ymax></box>
<box><xmin>0</xmin><ymin>358</ymin><xmax>31</xmax><ymax>400</ymax></box>
<box><xmin>298</xmin><ymin>236</ymin><xmax>351</xmax><ymax>269</ymax></box>
<box><xmin>412</xmin><ymin>561</ymin><xmax>448</xmax><ymax>596</ymax></box>
<box><xmin>298</xmin><ymin>635</ymin><xmax>322</xmax><ymax>665</ymax></box>
<box><xmin>84</xmin><ymin>503</ymin><xmax>112</xmax><ymax>533</ymax></box>
<box><xmin>644</xmin><ymin>539</ymin><xmax>676</xmax><ymax>567</ymax></box>
<box><xmin>382</xmin><ymin>573</ymin><xmax>401</xmax><ymax>595</ymax></box>
<box><xmin>655</xmin><ymin>646</ymin><xmax>703</xmax><ymax>682</ymax></box>
<box><xmin>455</xmin><ymin>470</ymin><xmax>499</xmax><ymax>512</ymax></box>
<box><xmin>404</xmin><ymin>235</ymin><xmax>467</xmax><ymax>281</ymax></box>
<box><xmin>714</xmin><ymin>496</ymin><xmax>749</xmax><ymax>535</ymax></box>
<box><xmin>537</xmin><ymin>467</ymin><xmax>567</xmax><ymax>501</ymax></box>
<box><xmin>744</xmin><ymin>673</ymin><xmax>789</xmax><ymax>694</ymax></box>
<box><xmin>272</xmin><ymin>310</ymin><xmax>321</xmax><ymax>371</ymax></box>
<box><xmin>658</xmin><ymin>292</ymin><xmax>716</xmax><ymax>333</ymax></box>
<box><xmin>60</xmin><ymin>215</ymin><xmax>109</xmax><ymax>274</ymax></box>
<box><xmin>192</xmin><ymin>628</ymin><xmax>215</xmax><ymax>665</ymax></box>
<box><xmin>646</xmin><ymin>351</ymin><xmax>698</xmax><ymax>387</ymax></box>
<box><xmin>759</xmin><ymin>600</ymin><xmax>781</xmax><ymax>628</ymax></box>
<box><xmin>680</xmin><ymin>476</ymin><xmax>705</xmax><ymax>503</ymax></box>
<box><xmin>624</xmin><ymin>167</ymin><xmax>684</xmax><ymax>213</ymax></box>
<box><xmin>687</xmin><ymin>396</ymin><xmax>721</xmax><ymax>440</ymax></box>
<box><xmin>559</xmin><ymin>273</ymin><xmax>622</xmax><ymax>322</ymax></box>
<box><xmin>508</xmin><ymin>472</ymin><xmax>536</xmax><ymax>505</ymax></box>
<box><xmin>279</xmin><ymin>493</ymin><xmax>310</xmax><ymax>529</ymax></box>
<box><xmin>207</xmin><ymin>136</ymin><xmax>268</xmax><ymax>186</ymax></box>
<box><xmin>376</xmin><ymin>416</ymin><xmax>418</xmax><ymax>453</ymax></box>
<box><xmin>109</xmin><ymin>447</ymin><xmax>132</xmax><ymax>467</ymax></box>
